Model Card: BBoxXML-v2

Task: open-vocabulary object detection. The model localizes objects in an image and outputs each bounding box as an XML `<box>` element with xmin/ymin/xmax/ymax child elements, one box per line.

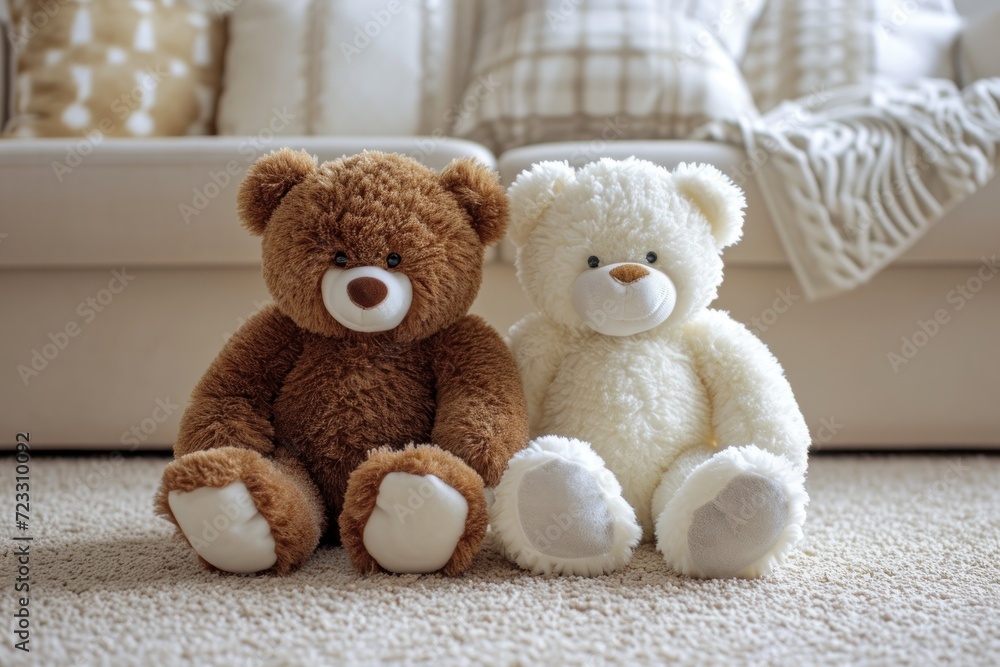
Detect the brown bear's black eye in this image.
<box><xmin>588</xmin><ymin>256</ymin><xmax>600</xmax><ymax>268</ymax></box>
<box><xmin>386</xmin><ymin>253</ymin><xmax>401</xmax><ymax>268</ymax></box>
<box><xmin>334</xmin><ymin>251</ymin><xmax>348</xmax><ymax>267</ymax></box>
<box><xmin>646</xmin><ymin>251</ymin><xmax>657</xmax><ymax>263</ymax></box>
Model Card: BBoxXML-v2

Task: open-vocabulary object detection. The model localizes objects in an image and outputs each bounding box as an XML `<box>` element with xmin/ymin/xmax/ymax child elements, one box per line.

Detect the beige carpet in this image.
<box><xmin>1</xmin><ymin>454</ymin><xmax>998</xmax><ymax>666</ymax></box>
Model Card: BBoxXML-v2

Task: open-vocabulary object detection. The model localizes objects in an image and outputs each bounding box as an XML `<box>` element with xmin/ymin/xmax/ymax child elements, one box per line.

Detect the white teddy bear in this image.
<box><xmin>490</xmin><ymin>158</ymin><xmax>811</xmax><ymax>578</ymax></box>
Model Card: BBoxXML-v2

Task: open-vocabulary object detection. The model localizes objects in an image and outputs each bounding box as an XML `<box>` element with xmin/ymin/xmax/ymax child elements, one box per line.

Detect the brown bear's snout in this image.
<box><xmin>347</xmin><ymin>277</ymin><xmax>389</xmax><ymax>309</ymax></box>
<box><xmin>609</xmin><ymin>264</ymin><xmax>649</xmax><ymax>285</ymax></box>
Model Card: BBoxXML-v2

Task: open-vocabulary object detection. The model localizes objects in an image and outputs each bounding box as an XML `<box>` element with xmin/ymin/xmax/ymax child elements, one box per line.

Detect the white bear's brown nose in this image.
<box><xmin>609</xmin><ymin>264</ymin><xmax>649</xmax><ymax>284</ymax></box>
<box><xmin>347</xmin><ymin>277</ymin><xmax>388</xmax><ymax>309</ymax></box>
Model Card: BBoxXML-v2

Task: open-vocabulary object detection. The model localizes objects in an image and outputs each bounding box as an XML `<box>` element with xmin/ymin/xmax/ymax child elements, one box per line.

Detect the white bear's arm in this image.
<box><xmin>508</xmin><ymin>312</ymin><xmax>570</xmax><ymax>436</ymax></box>
<box><xmin>684</xmin><ymin>309</ymin><xmax>811</xmax><ymax>469</ymax></box>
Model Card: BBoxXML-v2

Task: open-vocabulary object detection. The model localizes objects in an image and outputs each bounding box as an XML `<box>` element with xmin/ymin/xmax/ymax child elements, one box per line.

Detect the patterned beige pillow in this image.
<box><xmin>451</xmin><ymin>0</ymin><xmax>758</xmax><ymax>154</ymax></box>
<box><xmin>3</xmin><ymin>0</ymin><xmax>224</xmax><ymax>138</ymax></box>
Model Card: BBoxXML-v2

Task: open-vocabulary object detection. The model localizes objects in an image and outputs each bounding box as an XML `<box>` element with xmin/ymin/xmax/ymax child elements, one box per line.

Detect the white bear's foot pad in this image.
<box><xmin>168</xmin><ymin>482</ymin><xmax>277</xmax><ymax>574</ymax></box>
<box><xmin>491</xmin><ymin>436</ymin><xmax>641</xmax><ymax>576</ymax></box>
<box><xmin>518</xmin><ymin>459</ymin><xmax>615</xmax><ymax>558</ymax></box>
<box><xmin>687</xmin><ymin>473</ymin><xmax>789</xmax><ymax>578</ymax></box>
<box><xmin>363</xmin><ymin>472</ymin><xmax>468</xmax><ymax>574</ymax></box>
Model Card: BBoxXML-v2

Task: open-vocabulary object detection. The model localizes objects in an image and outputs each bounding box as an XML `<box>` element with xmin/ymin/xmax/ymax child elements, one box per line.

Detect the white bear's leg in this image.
<box><xmin>653</xmin><ymin>445</ymin><xmax>807</xmax><ymax>578</ymax></box>
<box><xmin>362</xmin><ymin>472</ymin><xmax>469</xmax><ymax>574</ymax></box>
<box><xmin>491</xmin><ymin>435</ymin><xmax>642</xmax><ymax>576</ymax></box>
<box><xmin>168</xmin><ymin>482</ymin><xmax>278</xmax><ymax>574</ymax></box>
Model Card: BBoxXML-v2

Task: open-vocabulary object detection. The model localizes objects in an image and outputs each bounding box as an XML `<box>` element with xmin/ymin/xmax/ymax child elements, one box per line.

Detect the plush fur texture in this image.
<box><xmin>339</xmin><ymin>445</ymin><xmax>488</xmax><ymax>577</ymax></box>
<box><xmin>157</xmin><ymin>150</ymin><xmax>527</xmax><ymax>576</ymax></box>
<box><xmin>502</xmin><ymin>158</ymin><xmax>810</xmax><ymax>578</ymax></box>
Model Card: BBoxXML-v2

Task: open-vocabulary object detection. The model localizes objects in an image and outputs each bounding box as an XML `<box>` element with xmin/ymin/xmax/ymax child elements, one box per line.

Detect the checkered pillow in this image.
<box><xmin>451</xmin><ymin>0</ymin><xmax>758</xmax><ymax>154</ymax></box>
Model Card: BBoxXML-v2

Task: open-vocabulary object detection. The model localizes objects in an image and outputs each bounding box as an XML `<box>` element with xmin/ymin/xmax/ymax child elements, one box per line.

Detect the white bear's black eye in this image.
<box><xmin>587</xmin><ymin>256</ymin><xmax>600</xmax><ymax>268</ymax></box>
<box><xmin>334</xmin><ymin>251</ymin><xmax>348</xmax><ymax>266</ymax></box>
<box><xmin>386</xmin><ymin>253</ymin><xmax>401</xmax><ymax>268</ymax></box>
<box><xmin>646</xmin><ymin>251</ymin><xmax>657</xmax><ymax>263</ymax></box>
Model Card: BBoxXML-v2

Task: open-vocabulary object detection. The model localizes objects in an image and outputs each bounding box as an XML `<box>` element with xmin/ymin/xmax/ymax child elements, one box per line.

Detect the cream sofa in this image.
<box><xmin>1</xmin><ymin>6</ymin><xmax>998</xmax><ymax>451</ymax></box>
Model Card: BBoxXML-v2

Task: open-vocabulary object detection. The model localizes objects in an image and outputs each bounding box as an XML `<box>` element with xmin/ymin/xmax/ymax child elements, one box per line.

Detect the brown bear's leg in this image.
<box><xmin>156</xmin><ymin>446</ymin><xmax>327</xmax><ymax>575</ymax></box>
<box><xmin>339</xmin><ymin>445</ymin><xmax>488</xmax><ymax>576</ymax></box>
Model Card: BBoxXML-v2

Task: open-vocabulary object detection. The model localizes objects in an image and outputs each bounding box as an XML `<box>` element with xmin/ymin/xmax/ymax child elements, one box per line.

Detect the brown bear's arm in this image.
<box><xmin>429</xmin><ymin>315</ymin><xmax>529</xmax><ymax>487</ymax></box>
<box><xmin>174</xmin><ymin>304</ymin><xmax>303</xmax><ymax>457</ymax></box>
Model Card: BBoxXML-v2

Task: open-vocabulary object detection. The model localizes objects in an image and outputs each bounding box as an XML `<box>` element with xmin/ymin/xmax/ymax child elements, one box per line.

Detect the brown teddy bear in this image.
<box><xmin>155</xmin><ymin>149</ymin><xmax>527</xmax><ymax>576</ymax></box>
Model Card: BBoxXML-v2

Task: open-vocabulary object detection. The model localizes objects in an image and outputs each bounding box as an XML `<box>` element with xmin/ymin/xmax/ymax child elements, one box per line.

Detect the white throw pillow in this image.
<box><xmin>216</xmin><ymin>0</ymin><xmax>466</xmax><ymax>137</ymax></box>
<box><xmin>452</xmin><ymin>0</ymin><xmax>758</xmax><ymax>154</ymax></box>
<box><xmin>743</xmin><ymin>0</ymin><xmax>965</xmax><ymax>112</ymax></box>
<box><xmin>874</xmin><ymin>0</ymin><xmax>964</xmax><ymax>83</ymax></box>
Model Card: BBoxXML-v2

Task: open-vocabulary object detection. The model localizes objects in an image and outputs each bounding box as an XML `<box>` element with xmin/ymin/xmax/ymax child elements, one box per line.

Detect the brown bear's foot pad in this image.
<box><xmin>156</xmin><ymin>447</ymin><xmax>325</xmax><ymax>575</ymax></box>
<box><xmin>339</xmin><ymin>445</ymin><xmax>488</xmax><ymax>576</ymax></box>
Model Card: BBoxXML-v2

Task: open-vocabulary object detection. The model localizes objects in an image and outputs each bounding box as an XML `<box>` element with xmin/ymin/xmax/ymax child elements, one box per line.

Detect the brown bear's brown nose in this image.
<box><xmin>347</xmin><ymin>277</ymin><xmax>388</xmax><ymax>309</ymax></box>
<box><xmin>609</xmin><ymin>264</ymin><xmax>649</xmax><ymax>284</ymax></box>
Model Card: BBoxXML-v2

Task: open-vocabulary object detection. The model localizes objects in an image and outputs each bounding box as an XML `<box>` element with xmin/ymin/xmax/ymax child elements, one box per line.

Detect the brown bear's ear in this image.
<box><xmin>439</xmin><ymin>158</ymin><xmax>509</xmax><ymax>246</ymax></box>
<box><xmin>237</xmin><ymin>148</ymin><xmax>318</xmax><ymax>235</ymax></box>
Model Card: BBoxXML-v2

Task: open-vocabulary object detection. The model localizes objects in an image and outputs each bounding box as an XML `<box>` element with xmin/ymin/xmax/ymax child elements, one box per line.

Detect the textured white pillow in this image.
<box><xmin>216</xmin><ymin>0</ymin><xmax>466</xmax><ymax>136</ymax></box>
<box><xmin>452</xmin><ymin>0</ymin><xmax>758</xmax><ymax>154</ymax></box>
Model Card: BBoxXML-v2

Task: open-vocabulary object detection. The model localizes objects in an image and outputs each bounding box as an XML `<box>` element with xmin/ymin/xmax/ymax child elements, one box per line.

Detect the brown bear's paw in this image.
<box><xmin>339</xmin><ymin>445</ymin><xmax>488</xmax><ymax>576</ymax></box>
<box><xmin>156</xmin><ymin>447</ymin><xmax>325</xmax><ymax>575</ymax></box>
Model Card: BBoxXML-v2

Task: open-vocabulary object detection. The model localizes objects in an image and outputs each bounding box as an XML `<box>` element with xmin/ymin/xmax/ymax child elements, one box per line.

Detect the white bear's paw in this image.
<box><xmin>491</xmin><ymin>435</ymin><xmax>641</xmax><ymax>576</ymax></box>
<box><xmin>656</xmin><ymin>445</ymin><xmax>808</xmax><ymax>578</ymax></box>
<box><xmin>168</xmin><ymin>481</ymin><xmax>277</xmax><ymax>574</ymax></box>
<box><xmin>362</xmin><ymin>472</ymin><xmax>468</xmax><ymax>574</ymax></box>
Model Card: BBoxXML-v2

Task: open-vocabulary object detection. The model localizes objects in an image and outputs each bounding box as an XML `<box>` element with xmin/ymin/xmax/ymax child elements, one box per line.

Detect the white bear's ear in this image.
<box><xmin>673</xmin><ymin>163</ymin><xmax>746</xmax><ymax>250</ymax></box>
<box><xmin>507</xmin><ymin>161</ymin><xmax>577</xmax><ymax>247</ymax></box>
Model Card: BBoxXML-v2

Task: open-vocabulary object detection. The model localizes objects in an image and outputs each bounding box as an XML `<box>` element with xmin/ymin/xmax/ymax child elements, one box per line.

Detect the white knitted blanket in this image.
<box><xmin>700</xmin><ymin>78</ymin><xmax>1000</xmax><ymax>299</ymax></box>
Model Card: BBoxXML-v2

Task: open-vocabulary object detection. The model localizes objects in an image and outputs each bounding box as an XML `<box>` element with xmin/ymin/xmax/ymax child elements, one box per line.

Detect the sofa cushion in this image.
<box><xmin>2</xmin><ymin>0</ymin><xmax>225</xmax><ymax>138</ymax></box>
<box><xmin>451</xmin><ymin>0</ymin><xmax>758</xmax><ymax>154</ymax></box>
<box><xmin>0</xmin><ymin>136</ymin><xmax>496</xmax><ymax>267</ymax></box>
<box><xmin>216</xmin><ymin>0</ymin><xmax>473</xmax><ymax>137</ymax></box>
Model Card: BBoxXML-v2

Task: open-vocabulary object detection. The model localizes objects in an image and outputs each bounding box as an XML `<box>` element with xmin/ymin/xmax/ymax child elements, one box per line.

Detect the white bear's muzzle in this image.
<box><xmin>322</xmin><ymin>266</ymin><xmax>412</xmax><ymax>333</ymax></box>
<box><xmin>572</xmin><ymin>262</ymin><xmax>677</xmax><ymax>336</ymax></box>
